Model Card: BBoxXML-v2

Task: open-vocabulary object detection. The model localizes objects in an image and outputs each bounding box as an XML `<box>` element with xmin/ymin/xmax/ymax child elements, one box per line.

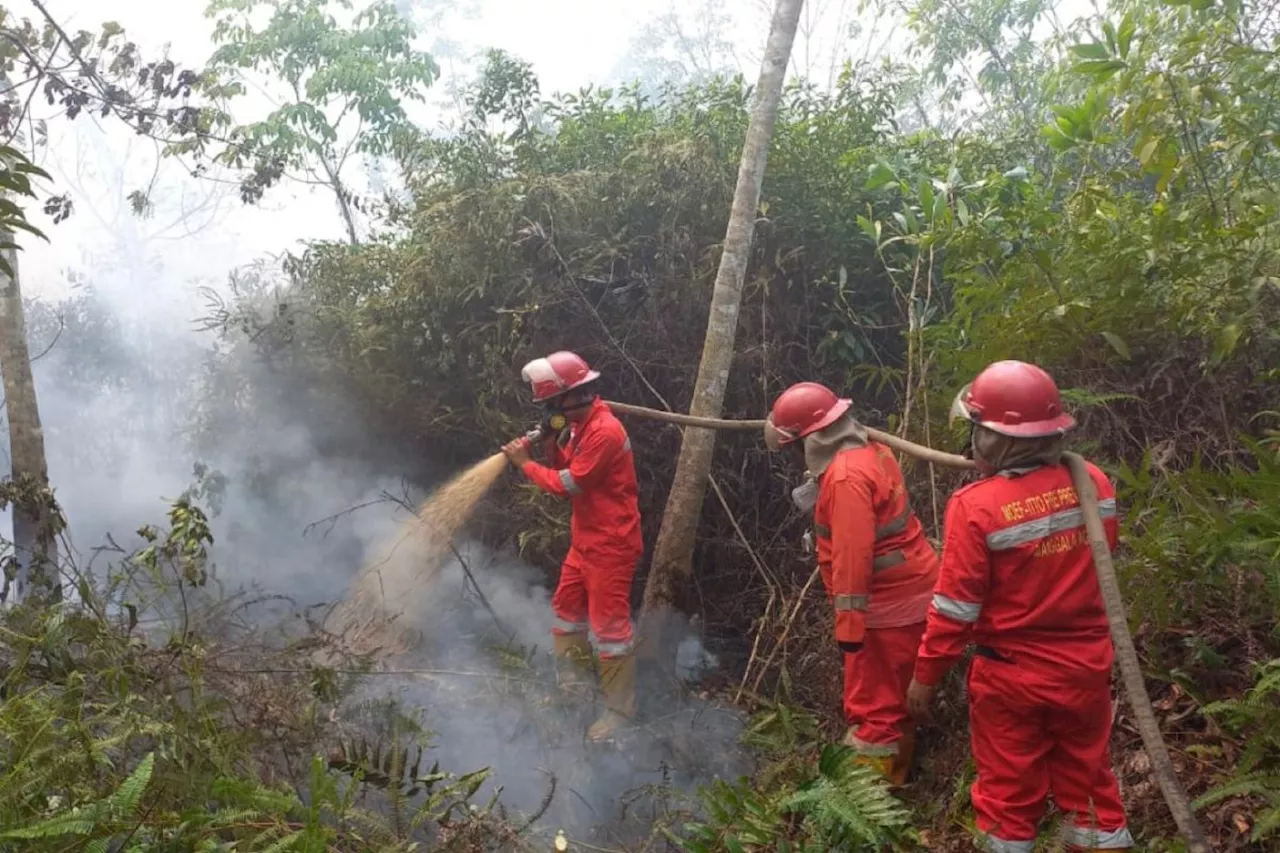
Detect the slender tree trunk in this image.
<box><xmin>320</xmin><ymin>156</ymin><xmax>359</xmax><ymax>245</ymax></box>
<box><xmin>638</xmin><ymin>0</ymin><xmax>805</xmax><ymax>651</ymax></box>
<box><xmin>0</xmin><ymin>230</ymin><xmax>58</xmax><ymax>604</ymax></box>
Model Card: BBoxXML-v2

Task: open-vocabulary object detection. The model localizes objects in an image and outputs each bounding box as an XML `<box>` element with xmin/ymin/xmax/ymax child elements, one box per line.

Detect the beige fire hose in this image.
<box><xmin>605</xmin><ymin>399</ymin><xmax>1210</xmax><ymax>852</ymax></box>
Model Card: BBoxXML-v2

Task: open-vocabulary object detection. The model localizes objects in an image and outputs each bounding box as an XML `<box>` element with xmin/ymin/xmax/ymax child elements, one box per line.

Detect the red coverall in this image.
<box><xmin>914</xmin><ymin>462</ymin><xmax>1134</xmax><ymax>852</ymax></box>
<box><xmin>520</xmin><ymin>398</ymin><xmax>643</xmax><ymax>658</ymax></box>
<box><xmin>815</xmin><ymin>442</ymin><xmax>939</xmax><ymax>754</ymax></box>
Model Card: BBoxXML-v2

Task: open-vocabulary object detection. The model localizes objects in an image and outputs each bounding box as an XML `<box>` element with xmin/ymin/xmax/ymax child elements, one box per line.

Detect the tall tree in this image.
<box><xmin>639</xmin><ymin>0</ymin><xmax>806</xmax><ymax>644</ymax></box>
<box><xmin>199</xmin><ymin>0</ymin><xmax>439</xmax><ymax>244</ymax></box>
<box><xmin>0</xmin><ymin>145</ymin><xmax>56</xmax><ymax>603</ymax></box>
<box><xmin>0</xmin><ymin>4</ymin><xmax>219</xmax><ymax>603</ymax></box>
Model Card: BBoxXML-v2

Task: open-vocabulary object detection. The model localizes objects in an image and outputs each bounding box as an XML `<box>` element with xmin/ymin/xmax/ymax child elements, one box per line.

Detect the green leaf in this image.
<box><xmin>865</xmin><ymin>162</ymin><xmax>897</xmax><ymax>191</ymax></box>
<box><xmin>1101</xmin><ymin>331</ymin><xmax>1131</xmax><ymax>360</ymax></box>
<box><xmin>1137</xmin><ymin>138</ymin><xmax>1160</xmax><ymax>166</ymax></box>
<box><xmin>1070</xmin><ymin>42</ymin><xmax>1111</xmax><ymax>60</ymax></box>
<box><xmin>1072</xmin><ymin>59</ymin><xmax>1128</xmax><ymax>79</ymax></box>
<box><xmin>1117</xmin><ymin>13</ymin><xmax>1136</xmax><ymax>58</ymax></box>
<box><xmin>918</xmin><ymin>176</ymin><xmax>934</xmax><ymax>217</ymax></box>
<box><xmin>1211</xmin><ymin>322</ymin><xmax>1243</xmax><ymax>364</ymax></box>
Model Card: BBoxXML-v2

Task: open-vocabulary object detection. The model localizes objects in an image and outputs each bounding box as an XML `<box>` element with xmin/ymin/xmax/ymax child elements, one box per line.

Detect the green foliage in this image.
<box><xmin>670</xmin><ymin>745</ymin><xmax>917</xmax><ymax>852</ymax></box>
<box><xmin>0</xmin><ymin>6</ymin><xmax>227</xmax><ymax>217</ymax></box>
<box><xmin>0</xmin><ymin>144</ymin><xmax>49</xmax><ymax>276</ymax></box>
<box><xmin>1112</xmin><ymin>436</ymin><xmax>1280</xmax><ymax>639</ymax></box>
<box><xmin>1197</xmin><ymin>659</ymin><xmax>1280</xmax><ymax>842</ymax></box>
<box><xmin>201</xmin><ymin>0</ymin><xmax>439</xmax><ymax>228</ymax></box>
<box><xmin>0</xmin><ymin>490</ymin><xmax>510</xmax><ymax>851</ymax></box>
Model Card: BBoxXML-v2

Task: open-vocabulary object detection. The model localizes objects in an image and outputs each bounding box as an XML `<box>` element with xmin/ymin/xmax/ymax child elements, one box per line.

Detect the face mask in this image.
<box><xmin>791</xmin><ymin>472</ymin><xmax>818</xmax><ymax>513</ymax></box>
<box><xmin>540</xmin><ymin>410</ymin><xmax>568</xmax><ymax>433</ymax></box>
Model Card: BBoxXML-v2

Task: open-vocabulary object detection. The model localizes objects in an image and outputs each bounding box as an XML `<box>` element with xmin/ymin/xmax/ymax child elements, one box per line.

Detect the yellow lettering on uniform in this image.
<box><xmin>1002</xmin><ymin>488</ymin><xmax>1085</xmax><ymax>526</ymax></box>
<box><xmin>1033</xmin><ymin>528</ymin><xmax>1088</xmax><ymax>557</ymax></box>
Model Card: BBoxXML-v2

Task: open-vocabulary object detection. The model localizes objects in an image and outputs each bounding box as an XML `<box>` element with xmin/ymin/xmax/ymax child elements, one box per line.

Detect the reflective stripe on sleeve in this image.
<box><xmin>986</xmin><ymin>497</ymin><xmax>1117</xmax><ymax>551</ymax></box>
<box><xmin>813</xmin><ymin>522</ymin><xmax>831</xmax><ymax>538</ymax></box>
<box><xmin>874</xmin><ymin>505</ymin><xmax>912</xmax><ymax>539</ymax></box>
<box><xmin>558</xmin><ymin>469</ymin><xmax>582</xmax><ymax>495</ymax></box>
<box><xmin>932</xmin><ymin>593</ymin><xmax>982</xmax><ymax>623</ymax></box>
<box><xmin>1065</xmin><ymin>826</ymin><xmax>1134</xmax><ymax>849</ymax></box>
<box><xmin>833</xmin><ymin>593</ymin><xmax>869</xmax><ymax>612</ymax></box>
<box><xmin>872</xmin><ymin>550</ymin><xmax>905</xmax><ymax>572</ymax></box>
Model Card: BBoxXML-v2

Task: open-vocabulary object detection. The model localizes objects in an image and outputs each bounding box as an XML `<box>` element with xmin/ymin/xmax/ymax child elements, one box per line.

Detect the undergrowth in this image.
<box><xmin>0</xmin><ymin>486</ymin><xmax>529</xmax><ymax>852</ymax></box>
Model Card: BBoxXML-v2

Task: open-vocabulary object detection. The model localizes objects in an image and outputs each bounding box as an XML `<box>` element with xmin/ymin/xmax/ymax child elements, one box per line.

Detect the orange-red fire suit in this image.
<box><xmin>519</xmin><ymin>398</ymin><xmax>643</xmax><ymax>658</ymax></box>
<box><xmin>915</xmin><ymin>462</ymin><xmax>1134</xmax><ymax>852</ymax></box>
<box><xmin>815</xmin><ymin>442</ymin><xmax>939</xmax><ymax>752</ymax></box>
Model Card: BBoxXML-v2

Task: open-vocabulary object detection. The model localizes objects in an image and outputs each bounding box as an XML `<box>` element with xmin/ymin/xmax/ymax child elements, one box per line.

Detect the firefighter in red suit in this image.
<box><xmin>765</xmin><ymin>382</ymin><xmax>940</xmax><ymax>785</ymax></box>
<box><xmin>501</xmin><ymin>351</ymin><xmax>643</xmax><ymax>742</ymax></box>
<box><xmin>906</xmin><ymin>360</ymin><xmax>1134</xmax><ymax>852</ymax></box>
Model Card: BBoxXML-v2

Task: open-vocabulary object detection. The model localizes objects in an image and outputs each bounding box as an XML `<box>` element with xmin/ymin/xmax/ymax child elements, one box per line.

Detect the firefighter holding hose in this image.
<box><xmin>764</xmin><ymin>382</ymin><xmax>940</xmax><ymax>785</ymax></box>
<box><xmin>906</xmin><ymin>360</ymin><xmax>1134</xmax><ymax>852</ymax></box>
<box><xmin>501</xmin><ymin>351</ymin><xmax>643</xmax><ymax>742</ymax></box>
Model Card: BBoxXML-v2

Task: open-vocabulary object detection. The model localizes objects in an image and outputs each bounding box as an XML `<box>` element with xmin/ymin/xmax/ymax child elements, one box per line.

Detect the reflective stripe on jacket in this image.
<box><xmin>914</xmin><ymin>460</ymin><xmax>1121</xmax><ymax>686</ymax></box>
<box><xmin>520</xmin><ymin>398</ymin><xmax>643</xmax><ymax>562</ymax></box>
<box><xmin>813</xmin><ymin>442</ymin><xmax>940</xmax><ymax>646</ymax></box>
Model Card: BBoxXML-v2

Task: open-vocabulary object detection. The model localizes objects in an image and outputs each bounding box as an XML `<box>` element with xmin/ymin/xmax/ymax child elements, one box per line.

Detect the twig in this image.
<box><xmin>747</xmin><ymin>564</ymin><xmax>821</xmax><ymax>697</ymax></box>
<box><xmin>446</xmin><ymin>540</ymin><xmax>513</xmax><ymax>641</ymax></box>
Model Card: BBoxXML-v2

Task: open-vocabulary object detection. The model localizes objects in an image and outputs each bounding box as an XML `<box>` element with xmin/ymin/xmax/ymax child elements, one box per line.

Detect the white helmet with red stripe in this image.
<box><xmin>520</xmin><ymin>351</ymin><xmax>601</xmax><ymax>403</ymax></box>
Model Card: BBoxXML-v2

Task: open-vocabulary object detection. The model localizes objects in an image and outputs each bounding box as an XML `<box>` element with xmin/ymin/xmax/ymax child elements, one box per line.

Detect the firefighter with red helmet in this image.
<box><xmin>501</xmin><ymin>351</ymin><xmax>643</xmax><ymax>742</ymax></box>
<box><xmin>764</xmin><ymin>382</ymin><xmax>940</xmax><ymax>784</ymax></box>
<box><xmin>906</xmin><ymin>360</ymin><xmax>1134</xmax><ymax>852</ymax></box>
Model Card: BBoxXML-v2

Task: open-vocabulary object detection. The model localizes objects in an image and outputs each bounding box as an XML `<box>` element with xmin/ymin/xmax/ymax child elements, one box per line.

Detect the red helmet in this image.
<box><xmin>766</xmin><ymin>382</ymin><xmax>852</xmax><ymax>448</ymax></box>
<box><xmin>520</xmin><ymin>351</ymin><xmax>601</xmax><ymax>403</ymax></box>
<box><xmin>950</xmin><ymin>360</ymin><xmax>1076</xmax><ymax>438</ymax></box>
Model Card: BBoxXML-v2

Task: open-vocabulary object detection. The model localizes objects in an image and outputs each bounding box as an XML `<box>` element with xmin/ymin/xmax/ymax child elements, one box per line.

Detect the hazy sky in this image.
<box><xmin>17</xmin><ymin>0</ymin><xmax>1088</xmax><ymax>309</ymax></box>
<box><xmin>21</xmin><ymin>0</ymin><xmax>727</xmax><ymax>306</ymax></box>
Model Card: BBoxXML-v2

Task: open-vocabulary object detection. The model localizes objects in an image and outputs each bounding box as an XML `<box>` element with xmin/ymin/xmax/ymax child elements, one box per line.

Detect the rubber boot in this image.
<box><xmin>553</xmin><ymin>632</ymin><xmax>595</xmax><ymax>696</ymax></box>
<box><xmin>842</xmin><ymin>728</ymin><xmax>899</xmax><ymax>782</ymax></box>
<box><xmin>887</xmin><ymin>724</ymin><xmax>916</xmax><ymax>786</ymax></box>
<box><xmin>587</xmin><ymin>653</ymin><xmax>636</xmax><ymax>742</ymax></box>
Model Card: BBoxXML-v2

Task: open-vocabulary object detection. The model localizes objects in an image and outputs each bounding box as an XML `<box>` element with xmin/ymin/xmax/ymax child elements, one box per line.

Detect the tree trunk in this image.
<box><xmin>637</xmin><ymin>0</ymin><xmax>805</xmax><ymax>650</ymax></box>
<box><xmin>0</xmin><ymin>231</ymin><xmax>58</xmax><ymax>605</ymax></box>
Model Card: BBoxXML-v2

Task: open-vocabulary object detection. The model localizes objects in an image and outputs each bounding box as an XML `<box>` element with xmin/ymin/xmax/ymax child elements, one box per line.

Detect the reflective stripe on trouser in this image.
<box><xmin>968</xmin><ymin>654</ymin><xmax>1130</xmax><ymax>848</ymax></box>
<box><xmin>1065</xmin><ymin>825</ymin><xmax>1135</xmax><ymax>849</ymax></box>
<box><xmin>842</xmin><ymin>621</ymin><xmax>925</xmax><ymax>746</ymax></box>
<box><xmin>550</xmin><ymin>553</ymin><xmax>638</xmax><ymax>659</ymax></box>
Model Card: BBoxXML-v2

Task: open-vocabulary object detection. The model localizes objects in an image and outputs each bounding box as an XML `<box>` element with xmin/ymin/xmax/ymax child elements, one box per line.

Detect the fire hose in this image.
<box><xmin>602</xmin><ymin>399</ymin><xmax>1211</xmax><ymax>853</ymax></box>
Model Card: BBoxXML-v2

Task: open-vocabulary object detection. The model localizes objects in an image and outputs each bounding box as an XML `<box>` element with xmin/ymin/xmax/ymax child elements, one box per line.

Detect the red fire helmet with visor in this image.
<box><xmin>949</xmin><ymin>360</ymin><xmax>1076</xmax><ymax>438</ymax></box>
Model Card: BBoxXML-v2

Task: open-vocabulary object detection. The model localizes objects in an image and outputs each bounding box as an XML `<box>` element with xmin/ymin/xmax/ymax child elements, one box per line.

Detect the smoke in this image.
<box><xmin>1</xmin><ymin>117</ymin><xmax>751</xmax><ymax>839</ymax></box>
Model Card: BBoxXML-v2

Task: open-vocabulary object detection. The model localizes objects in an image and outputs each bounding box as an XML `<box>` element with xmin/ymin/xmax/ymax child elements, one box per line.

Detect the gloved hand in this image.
<box><xmin>501</xmin><ymin>436</ymin><xmax>533</xmax><ymax>467</ymax></box>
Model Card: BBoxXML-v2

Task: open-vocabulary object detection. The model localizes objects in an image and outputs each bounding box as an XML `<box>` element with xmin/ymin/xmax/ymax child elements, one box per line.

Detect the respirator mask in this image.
<box><xmin>526</xmin><ymin>410</ymin><xmax>569</xmax><ymax>445</ymax></box>
<box><xmin>791</xmin><ymin>471</ymin><xmax>818</xmax><ymax>513</ymax></box>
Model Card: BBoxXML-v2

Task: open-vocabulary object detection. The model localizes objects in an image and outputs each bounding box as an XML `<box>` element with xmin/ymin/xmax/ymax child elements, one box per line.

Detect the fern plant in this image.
<box><xmin>1196</xmin><ymin>658</ymin><xmax>1280</xmax><ymax>842</ymax></box>
<box><xmin>670</xmin><ymin>744</ymin><xmax>918</xmax><ymax>852</ymax></box>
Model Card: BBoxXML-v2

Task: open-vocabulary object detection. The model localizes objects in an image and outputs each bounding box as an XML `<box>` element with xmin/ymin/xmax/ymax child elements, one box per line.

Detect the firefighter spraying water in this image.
<box><xmin>500</xmin><ymin>351</ymin><xmax>644</xmax><ymax>743</ymax></box>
